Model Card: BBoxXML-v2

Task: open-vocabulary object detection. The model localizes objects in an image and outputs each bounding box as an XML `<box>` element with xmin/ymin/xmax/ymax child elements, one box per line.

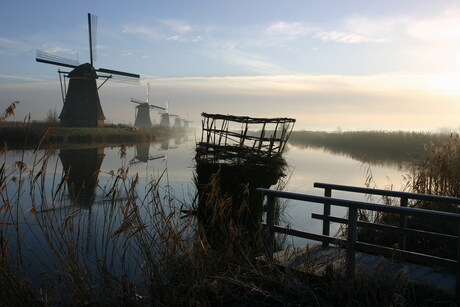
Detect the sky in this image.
<box><xmin>1</xmin><ymin>0</ymin><xmax>460</xmax><ymax>131</ymax></box>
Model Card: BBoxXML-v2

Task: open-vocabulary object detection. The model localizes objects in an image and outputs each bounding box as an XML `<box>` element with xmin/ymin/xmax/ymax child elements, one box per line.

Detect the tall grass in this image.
<box><xmin>0</xmin><ymin>103</ymin><xmax>455</xmax><ymax>305</ymax></box>
<box><xmin>2</xmin><ymin>144</ymin><xmax>450</xmax><ymax>306</ymax></box>
<box><xmin>289</xmin><ymin>130</ymin><xmax>453</xmax><ymax>166</ymax></box>
<box><xmin>356</xmin><ymin>135</ymin><xmax>460</xmax><ymax>261</ymax></box>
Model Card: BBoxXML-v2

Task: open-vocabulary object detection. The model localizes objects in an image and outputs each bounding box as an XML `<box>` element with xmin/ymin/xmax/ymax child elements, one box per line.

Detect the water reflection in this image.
<box><xmin>194</xmin><ymin>160</ymin><xmax>286</xmax><ymax>253</ymax></box>
<box><xmin>160</xmin><ymin>139</ymin><xmax>169</xmax><ymax>150</ymax></box>
<box><xmin>130</xmin><ymin>143</ymin><xmax>165</xmax><ymax>165</ymax></box>
<box><xmin>59</xmin><ymin>147</ymin><xmax>105</xmax><ymax>206</ymax></box>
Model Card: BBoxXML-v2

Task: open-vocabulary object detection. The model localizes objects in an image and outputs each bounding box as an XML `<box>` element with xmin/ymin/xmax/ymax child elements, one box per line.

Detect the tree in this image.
<box><xmin>46</xmin><ymin>108</ymin><xmax>59</xmax><ymax>126</ymax></box>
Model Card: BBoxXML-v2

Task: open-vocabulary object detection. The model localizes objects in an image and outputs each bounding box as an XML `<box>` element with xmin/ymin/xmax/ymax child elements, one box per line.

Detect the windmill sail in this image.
<box><xmin>97</xmin><ymin>68</ymin><xmax>140</xmax><ymax>79</ymax></box>
<box><xmin>88</xmin><ymin>13</ymin><xmax>97</xmax><ymax>65</ymax></box>
<box><xmin>36</xmin><ymin>50</ymin><xmax>79</xmax><ymax>69</ymax></box>
<box><xmin>131</xmin><ymin>98</ymin><xmax>145</xmax><ymax>105</ymax></box>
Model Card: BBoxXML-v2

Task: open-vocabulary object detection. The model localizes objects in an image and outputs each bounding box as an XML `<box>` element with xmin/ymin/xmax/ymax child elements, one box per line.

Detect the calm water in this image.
<box><xmin>3</xmin><ymin>132</ymin><xmax>409</xmax><ymax>250</ymax></box>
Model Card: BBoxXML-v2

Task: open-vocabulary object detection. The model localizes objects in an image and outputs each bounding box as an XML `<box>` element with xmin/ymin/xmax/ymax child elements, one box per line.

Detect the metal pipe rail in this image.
<box><xmin>313</xmin><ymin>182</ymin><xmax>460</xmax><ymax>251</ymax></box>
<box><xmin>256</xmin><ymin>186</ymin><xmax>460</xmax><ymax>299</ymax></box>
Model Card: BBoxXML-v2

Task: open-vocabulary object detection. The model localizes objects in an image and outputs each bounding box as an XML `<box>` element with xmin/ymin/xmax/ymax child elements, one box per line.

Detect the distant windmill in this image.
<box><xmin>159</xmin><ymin>100</ymin><xmax>179</xmax><ymax>127</ymax></box>
<box><xmin>131</xmin><ymin>83</ymin><xmax>166</xmax><ymax>128</ymax></box>
<box><xmin>182</xmin><ymin>119</ymin><xmax>193</xmax><ymax>129</ymax></box>
<box><xmin>35</xmin><ymin>13</ymin><xmax>140</xmax><ymax>127</ymax></box>
<box><xmin>172</xmin><ymin>116</ymin><xmax>183</xmax><ymax>129</ymax></box>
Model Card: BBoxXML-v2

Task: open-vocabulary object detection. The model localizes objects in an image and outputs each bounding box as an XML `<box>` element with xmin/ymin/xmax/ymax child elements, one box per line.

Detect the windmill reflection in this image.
<box><xmin>59</xmin><ymin>147</ymin><xmax>105</xmax><ymax>206</ymax></box>
<box><xmin>160</xmin><ymin>139</ymin><xmax>169</xmax><ymax>151</ymax></box>
<box><xmin>130</xmin><ymin>143</ymin><xmax>165</xmax><ymax>165</ymax></box>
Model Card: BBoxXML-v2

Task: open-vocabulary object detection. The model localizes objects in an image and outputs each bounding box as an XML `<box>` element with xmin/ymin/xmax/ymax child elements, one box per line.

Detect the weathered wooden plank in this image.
<box><xmin>269</xmin><ymin>243</ymin><xmax>456</xmax><ymax>293</ymax></box>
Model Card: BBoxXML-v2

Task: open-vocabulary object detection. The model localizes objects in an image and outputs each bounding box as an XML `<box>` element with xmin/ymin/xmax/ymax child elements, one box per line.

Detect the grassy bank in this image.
<box><xmin>0</xmin><ymin>125</ymin><xmax>181</xmax><ymax>148</ymax></box>
<box><xmin>356</xmin><ymin>135</ymin><xmax>460</xmax><ymax>264</ymax></box>
<box><xmin>0</xmin><ymin>101</ymin><xmax>182</xmax><ymax>147</ymax></box>
<box><xmin>288</xmin><ymin>130</ymin><xmax>454</xmax><ymax>165</ymax></box>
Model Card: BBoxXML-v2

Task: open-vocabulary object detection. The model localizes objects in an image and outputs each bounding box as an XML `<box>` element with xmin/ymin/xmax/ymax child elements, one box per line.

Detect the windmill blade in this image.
<box><xmin>146</xmin><ymin>83</ymin><xmax>150</xmax><ymax>103</ymax></box>
<box><xmin>108</xmin><ymin>74</ymin><xmax>140</xmax><ymax>84</ymax></box>
<box><xmin>88</xmin><ymin>13</ymin><xmax>97</xmax><ymax>66</ymax></box>
<box><xmin>131</xmin><ymin>98</ymin><xmax>147</xmax><ymax>105</ymax></box>
<box><xmin>36</xmin><ymin>50</ymin><xmax>79</xmax><ymax>69</ymax></box>
<box><xmin>149</xmin><ymin>104</ymin><xmax>166</xmax><ymax>110</ymax></box>
<box><xmin>97</xmin><ymin>68</ymin><xmax>140</xmax><ymax>79</ymax></box>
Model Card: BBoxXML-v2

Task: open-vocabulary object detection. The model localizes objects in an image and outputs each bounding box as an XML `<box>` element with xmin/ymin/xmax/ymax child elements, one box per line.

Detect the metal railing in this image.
<box><xmin>256</xmin><ymin>183</ymin><xmax>460</xmax><ymax>298</ymax></box>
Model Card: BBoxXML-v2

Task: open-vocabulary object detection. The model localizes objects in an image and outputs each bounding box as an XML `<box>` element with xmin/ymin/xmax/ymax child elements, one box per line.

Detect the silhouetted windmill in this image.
<box><xmin>181</xmin><ymin>119</ymin><xmax>193</xmax><ymax>129</ymax></box>
<box><xmin>159</xmin><ymin>101</ymin><xmax>179</xmax><ymax>127</ymax></box>
<box><xmin>172</xmin><ymin>116</ymin><xmax>183</xmax><ymax>129</ymax></box>
<box><xmin>129</xmin><ymin>143</ymin><xmax>165</xmax><ymax>165</ymax></box>
<box><xmin>36</xmin><ymin>13</ymin><xmax>140</xmax><ymax>127</ymax></box>
<box><xmin>131</xmin><ymin>83</ymin><xmax>166</xmax><ymax>128</ymax></box>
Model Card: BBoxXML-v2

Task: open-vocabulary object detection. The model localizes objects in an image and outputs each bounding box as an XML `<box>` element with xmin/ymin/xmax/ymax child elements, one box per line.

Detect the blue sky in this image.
<box><xmin>1</xmin><ymin>0</ymin><xmax>460</xmax><ymax>131</ymax></box>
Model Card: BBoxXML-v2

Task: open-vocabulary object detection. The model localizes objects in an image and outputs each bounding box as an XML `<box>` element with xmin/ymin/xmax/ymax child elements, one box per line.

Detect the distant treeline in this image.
<box><xmin>0</xmin><ymin>125</ymin><xmax>179</xmax><ymax>148</ymax></box>
<box><xmin>288</xmin><ymin>130</ymin><xmax>456</xmax><ymax>167</ymax></box>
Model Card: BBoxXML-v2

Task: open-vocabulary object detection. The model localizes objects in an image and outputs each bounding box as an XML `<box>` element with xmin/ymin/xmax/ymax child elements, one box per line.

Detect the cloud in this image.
<box><xmin>343</xmin><ymin>10</ymin><xmax>460</xmax><ymax>43</ymax></box>
<box><xmin>0</xmin><ymin>74</ymin><xmax>45</xmax><ymax>82</ymax></box>
<box><xmin>0</xmin><ymin>36</ymin><xmax>32</xmax><ymax>55</ymax></box>
<box><xmin>122</xmin><ymin>25</ymin><xmax>162</xmax><ymax>40</ymax></box>
<box><xmin>265</xmin><ymin>21</ymin><xmax>317</xmax><ymax>39</ymax></box>
<box><xmin>123</xmin><ymin>18</ymin><xmax>198</xmax><ymax>42</ymax></box>
<box><xmin>160</xmin><ymin>19</ymin><xmax>193</xmax><ymax>33</ymax></box>
<box><xmin>342</xmin><ymin>16</ymin><xmax>398</xmax><ymax>42</ymax></box>
<box><xmin>263</xmin><ymin>20</ymin><xmax>387</xmax><ymax>44</ymax></box>
<box><xmin>3</xmin><ymin>73</ymin><xmax>460</xmax><ymax>131</ymax></box>
<box><xmin>314</xmin><ymin>30</ymin><xmax>385</xmax><ymax>43</ymax></box>
<box><xmin>197</xmin><ymin>41</ymin><xmax>289</xmax><ymax>74</ymax></box>
<box><xmin>405</xmin><ymin>11</ymin><xmax>460</xmax><ymax>41</ymax></box>
<box><xmin>262</xmin><ymin>10</ymin><xmax>460</xmax><ymax>46</ymax></box>
<box><xmin>43</xmin><ymin>46</ymin><xmax>78</xmax><ymax>55</ymax></box>
<box><xmin>137</xmin><ymin>73</ymin><xmax>460</xmax><ymax>130</ymax></box>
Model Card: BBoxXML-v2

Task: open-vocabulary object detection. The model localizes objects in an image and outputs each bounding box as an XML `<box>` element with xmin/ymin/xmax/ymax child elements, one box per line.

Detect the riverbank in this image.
<box><xmin>0</xmin><ymin>125</ymin><xmax>184</xmax><ymax>148</ymax></box>
<box><xmin>288</xmin><ymin>130</ymin><xmax>456</xmax><ymax>165</ymax></box>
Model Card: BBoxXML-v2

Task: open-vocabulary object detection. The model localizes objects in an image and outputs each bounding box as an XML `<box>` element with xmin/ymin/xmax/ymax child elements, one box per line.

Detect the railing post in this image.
<box><xmin>456</xmin><ymin>224</ymin><xmax>460</xmax><ymax>300</ymax></box>
<box><xmin>322</xmin><ymin>188</ymin><xmax>331</xmax><ymax>247</ymax></box>
<box><xmin>399</xmin><ymin>197</ymin><xmax>408</xmax><ymax>250</ymax></box>
<box><xmin>346</xmin><ymin>206</ymin><xmax>357</xmax><ymax>278</ymax></box>
<box><xmin>266</xmin><ymin>194</ymin><xmax>275</xmax><ymax>259</ymax></box>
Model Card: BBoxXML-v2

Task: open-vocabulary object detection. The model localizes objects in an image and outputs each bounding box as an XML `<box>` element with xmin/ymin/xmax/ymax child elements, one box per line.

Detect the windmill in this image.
<box><xmin>172</xmin><ymin>116</ymin><xmax>183</xmax><ymax>129</ymax></box>
<box><xmin>129</xmin><ymin>143</ymin><xmax>165</xmax><ymax>165</ymax></box>
<box><xmin>182</xmin><ymin>119</ymin><xmax>193</xmax><ymax>129</ymax></box>
<box><xmin>131</xmin><ymin>83</ymin><xmax>166</xmax><ymax>128</ymax></box>
<box><xmin>35</xmin><ymin>13</ymin><xmax>140</xmax><ymax>127</ymax></box>
<box><xmin>159</xmin><ymin>100</ymin><xmax>179</xmax><ymax>127</ymax></box>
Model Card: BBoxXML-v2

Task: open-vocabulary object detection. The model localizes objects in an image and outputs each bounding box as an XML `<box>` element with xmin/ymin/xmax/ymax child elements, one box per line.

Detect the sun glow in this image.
<box><xmin>421</xmin><ymin>74</ymin><xmax>460</xmax><ymax>96</ymax></box>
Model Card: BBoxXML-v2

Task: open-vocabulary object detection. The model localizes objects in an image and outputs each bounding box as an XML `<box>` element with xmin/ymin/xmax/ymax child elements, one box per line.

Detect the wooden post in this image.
<box><xmin>346</xmin><ymin>207</ymin><xmax>357</xmax><ymax>278</ymax></box>
<box><xmin>456</xmin><ymin>224</ymin><xmax>460</xmax><ymax>300</ymax></box>
<box><xmin>268</xmin><ymin>121</ymin><xmax>279</xmax><ymax>154</ymax></box>
<box><xmin>266</xmin><ymin>194</ymin><xmax>275</xmax><ymax>259</ymax></box>
<box><xmin>322</xmin><ymin>188</ymin><xmax>331</xmax><ymax>247</ymax></box>
<box><xmin>257</xmin><ymin>122</ymin><xmax>266</xmax><ymax>152</ymax></box>
<box><xmin>399</xmin><ymin>197</ymin><xmax>408</xmax><ymax>250</ymax></box>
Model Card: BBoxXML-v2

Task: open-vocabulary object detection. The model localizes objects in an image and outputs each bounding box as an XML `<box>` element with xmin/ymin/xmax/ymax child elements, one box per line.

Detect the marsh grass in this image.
<box><xmin>1</xmin><ymin>147</ymin><xmax>455</xmax><ymax>306</ymax></box>
<box><xmin>289</xmin><ymin>130</ymin><xmax>453</xmax><ymax>166</ymax></box>
<box><xmin>355</xmin><ymin>135</ymin><xmax>460</xmax><ymax>261</ymax></box>
<box><xmin>0</xmin><ymin>104</ymin><xmax>456</xmax><ymax>305</ymax></box>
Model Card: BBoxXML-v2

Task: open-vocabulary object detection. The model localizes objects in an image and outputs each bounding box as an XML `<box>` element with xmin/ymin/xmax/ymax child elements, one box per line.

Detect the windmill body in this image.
<box><xmin>60</xmin><ymin>63</ymin><xmax>106</xmax><ymax>127</ymax></box>
<box><xmin>134</xmin><ymin>103</ymin><xmax>153</xmax><ymax>128</ymax></box>
<box><xmin>131</xmin><ymin>83</ymin><xmax>165</xmax><ymax>128</ymax></box>
<box><xmin>160</xmin><ymin>113</ymin><xmax>170</xmax><ymax>127</ymax></box>
<box><xmin>36</xmin><ymin>13</ymin><xmax>140</xmax><ymax>128</ymax></box>
<box><xmin>173</xmin><ymin>117</ymin><xmax>182</xmax><ymax>129</ymax></box>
